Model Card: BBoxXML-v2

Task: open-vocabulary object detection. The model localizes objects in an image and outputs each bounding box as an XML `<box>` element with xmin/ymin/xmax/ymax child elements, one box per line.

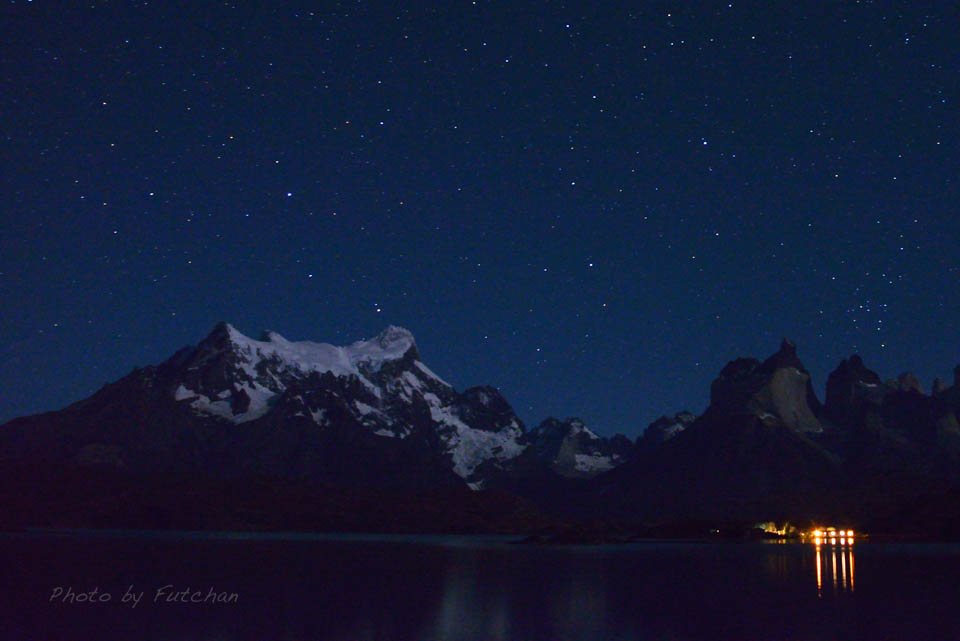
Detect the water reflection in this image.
<box><xmin>421</xmin><ymin>550</ymin><xmax>613</xmax><ymax>641</ymax></box>
<box><xmin>814</xmin><ymin>537</ymin><xmax>855</xmax><ymax>596</ymax></box>
<box><xmin>424</xmin><ymin>551</ymin><xmax>513</xmax><ymax>641</ymax></box>
<box><xmin>14</xmin><ymin>533</ymin><xmax>960</xmax><ymax>641</ymax></box>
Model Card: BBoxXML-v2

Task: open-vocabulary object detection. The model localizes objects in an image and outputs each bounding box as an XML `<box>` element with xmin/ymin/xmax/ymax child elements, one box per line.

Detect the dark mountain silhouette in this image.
<box><xmin>2</xmin><ymin>324</ymin><xmax>960</xmax><ymax>537</ymax></box>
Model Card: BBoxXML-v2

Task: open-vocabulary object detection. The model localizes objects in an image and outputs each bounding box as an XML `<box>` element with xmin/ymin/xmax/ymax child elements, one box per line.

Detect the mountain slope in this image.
<box><xmin>599</xmin><ymin>340</ymin><xmax>841</xmax><ymax>522</ymax></box>
<box><xmin>4</xmin><ymin>324</ymin><xmax>960</xmax><ymax>536</ymax></box>
<box><xmin>0</xmin><ymin>323</ymin><xmax>634</xmax><ymax>495</ymax></box>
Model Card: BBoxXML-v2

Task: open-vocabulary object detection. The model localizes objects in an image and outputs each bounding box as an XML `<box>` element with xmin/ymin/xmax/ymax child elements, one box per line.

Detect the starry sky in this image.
<box><xmin>1</xmin><ymin>1</ymin><xmax>958</xmax><ymax>436</ymax></box>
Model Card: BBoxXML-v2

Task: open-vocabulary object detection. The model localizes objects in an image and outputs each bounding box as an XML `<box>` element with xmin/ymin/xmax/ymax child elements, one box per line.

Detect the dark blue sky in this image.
<box><xmin>2</xmin><ymin>1</ymin><xmax>957</xmax><ymax>436</ymax></box>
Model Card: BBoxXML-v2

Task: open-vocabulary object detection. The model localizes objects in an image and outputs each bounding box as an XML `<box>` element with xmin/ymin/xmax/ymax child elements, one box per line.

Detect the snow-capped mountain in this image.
<box><xmin>167</xmin><ymin>322</ymin><xmax>533</xmax><ymax>486</ymax></box>
<box><xmin>523</xmin><ymin>418</ymin><xmax>633</xmax><ymax>477</ymax></box>
<box><xmin>0</xmin><ymin>323</ymin><xmax>629</xmax><ymax>490</ymax></box>
<box><xmin>3</xmin><ymin>326</ymin><xmax>960</xmax><ymax>536</ymax></box>
<box><xmin>171</xmin><ymin>322</ymin><xmax>447</xmax><ymax>427</ymax></box>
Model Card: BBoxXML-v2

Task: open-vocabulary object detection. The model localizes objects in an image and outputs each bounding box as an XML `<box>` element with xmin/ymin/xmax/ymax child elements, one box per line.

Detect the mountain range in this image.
<box><xmin>2</xmin><ymin>323</ymin><xmax>960</xmax><ymax>537</ymax></box>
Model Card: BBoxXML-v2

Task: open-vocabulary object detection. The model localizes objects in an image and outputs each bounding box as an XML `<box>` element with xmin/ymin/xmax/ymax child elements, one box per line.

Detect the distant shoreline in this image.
<box><xmin>1</xmin><ymin>527</ymin><xmax>954</xmax><ymax>545</ymax></box>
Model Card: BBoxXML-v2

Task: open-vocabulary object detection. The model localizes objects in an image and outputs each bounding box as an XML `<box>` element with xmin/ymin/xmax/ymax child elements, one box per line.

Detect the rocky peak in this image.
<box><xmin>642</xmin><ymin>411</ymin><xmax>696</xmax><ymax>445</ymax></box>
<box><xmin>709</xmin><ymin>341</ymin><xmax>823</xmax><ymax>433</ymax></box>
<box><xmin>529</xmin><ymin>417</ymin><xmax>600</xmax><ymax>443</ymax></box>
<box><xmin>196</xmin><ymin>321</ymin><xmax>242</xmax><ymax>354</ymax></box>
<box><xmin>759</xmin><ymin>338</ymin><xmax>805</xmax><ymax>374</ymax></box>
<box><xmin>453</xmin><ymin>386</ymin><xmax>522</xmax><ymax>434</ymax></box>
<box><xmin>896</xmin><ymin>372</ymin><xmax>924</xmax><ymax>394</ymax></box>
<box><xmin>824</xmin><ymin>355</ymin><xmax>884</xmax><ymax>422</ymax></box>
<box><xmin>715</xmin><ymin>357</ymin><xmax>761</xmax><ymax>384</ymax></box>
<box><xmin>835</xmin><ymin>354</ymin><xmax>878</xmax><ymax>381</ymax></box>
<box><xmin>372</xmin><ymin>325</ymin><xmax>418</xmax><ymax>359</ymax></box>
<box><xmin>259</xmin><ymin>329</ymin><xmax>287</xmax><ymax>343</ymax></box>
<box><xmin>164</xmin><ymin>323</ymin><xmax>440</xmax><ymax>427</ymax></box>
<box><xmin>529</xmin><ymin>417</ymin><xmax>571</xmax><ymax>440</ymax></box>
<box><xmin>169</xmin><ymin>322</ymin><xmax>254</xmax><ymax>397</ymax></box>
<box><xmin>458</xmin><ymin>385</ymin><xmax>505</xmax><ymax>408</ymax></box>
<box><xmin>827</xmin><ymin>354</ymin><xmax>882</xmax><ymax>387</ymax></box>
<box><xmin>526</xmin><ymin>417</ymin><xmax>630</xmax><ymax>478</ymax></box>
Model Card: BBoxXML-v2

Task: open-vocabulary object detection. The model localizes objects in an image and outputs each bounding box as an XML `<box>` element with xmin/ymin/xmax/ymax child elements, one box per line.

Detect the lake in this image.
<box><xmin>2</xmin><ymin>530</ymin><xmax>959</xmax><ymax>640</ymax></box>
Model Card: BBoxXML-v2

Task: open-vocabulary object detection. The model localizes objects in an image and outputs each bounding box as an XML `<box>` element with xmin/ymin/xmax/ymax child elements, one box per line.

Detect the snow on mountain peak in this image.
<box><xmin>373</xmin><ymin>325</ymin><xmax>415</xmax><ymax>350</ymax></box>
<box><xmin>348</xmin><ymin>325</ymin><xmax>418</xmax><ymax>366</ymax></box>
<box><xmin>177</xmin><ymin>323</ymin><xmax>446</xmax><ymax>423</ymax></box>
<box><xmin>176</xmin><ymin>323</ymin><xmax>525</xmax><ymax>485</ymax></box>
<box><xmin>259</xmin><ymin>329</ymin><xmax>289</xmax><ymax>343</ymax></box>
<box><xmin>204</xmin><ymin>323</ymin><xmax>420</xmax><ymax>376</ymax></box>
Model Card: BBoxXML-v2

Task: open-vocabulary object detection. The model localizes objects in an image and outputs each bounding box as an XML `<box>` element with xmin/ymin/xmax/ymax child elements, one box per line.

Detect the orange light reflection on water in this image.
<box><xmin>841</xmin><ymin>545</ymin><xmax>847</xmax><ymax>587</ymax></box>
<box><xmin>813</xmin><ymin>536</ymin><xmax>854</xmax><ymax>595</ymax></box>
<box><xmin>815</xmin><ymin>544</ymin><xmax>822</xmax><ymax>596</ymax></box>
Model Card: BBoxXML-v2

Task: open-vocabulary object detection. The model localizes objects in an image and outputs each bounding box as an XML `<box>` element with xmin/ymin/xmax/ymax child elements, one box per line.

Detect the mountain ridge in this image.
<box><xmin>2</xmin><ymin>322</ymin><xmax>960</xmax><ymax>536</ymax></box>
<box><xmin>0</xmin><ymin>322</ymin><xmax>629</xmax><ymax>491</ymax></box>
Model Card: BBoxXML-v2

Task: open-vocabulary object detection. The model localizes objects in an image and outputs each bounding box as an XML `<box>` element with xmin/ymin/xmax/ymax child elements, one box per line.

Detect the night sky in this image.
<box><xmin>2</xmin><ymin>1</ymin><xmax>957</xmax><ymax>437</ymax></box>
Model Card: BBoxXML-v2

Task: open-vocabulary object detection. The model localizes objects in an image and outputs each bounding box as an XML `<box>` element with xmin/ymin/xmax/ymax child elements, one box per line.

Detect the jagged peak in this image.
<box><xmin>718</xmin><ymin>357</ymin><xmax>761</xmax><ymax>379</ymax></box>
<box><xmin>197</xmin><ymin>321</ymin><xmax>246</xmax><ymax>352</ymax></box>
<box><xmin>460</xmin><ymin>385</ymin><xmax>506</xmax><ymax>405</ymax></box>
<box><xmin>649</xmin><ymin>410</ymin><xmax>696</xmax><ymax>425</ymax></box>
<box><xmin>715</xmin><ymin>340</ymin><xmax>806</xmax><ymax>384</ymax></box>
<box><xmin>563</xmin><ymin>418</ymin><xmax>591</xmax><ymax>436</ymax></box>
<box><xmin>759</xmin><ymin>338</ymin><xmax>806</xmax><ymax>374</ymax></box>
<box><xmin>206</xmin><ymin>320</ymin><xmax>235</xmax><ymax>337</ymax></box>
<box><xmin>375</xmin><ymin>324</ymin><xmax>415</xmax><ymax>345</ymax></box>
<box><xmin>896</xmin><ymin>372</ymin><xmax>923</xmax><ymax>394</ymax></box>
<box><xmin>532</xmin><ymin>416</ymin><xmax>563</xmax><ymax>431</ymax></box>
<box><xmin>190</xmin><ymin>322</ymin><xmax>424</xmax><ymax>383</ymax></box>
<box><xmin>203</xmin><ymin>323</ymin><xmax>417</xmax><ymax>355</ymax></box>
<box><xmin>830</xmin><ymin>354</ymin><xmax>882</xmax><ymax>385</ymax></box>
<box><xmin>710</xmin><ymin>340</ymin><xmax>822</xmax><ymax>431</ymax></box>
<box><xmin>259</xmin><ymin>329</ymin><xmax>288</xmax><ymax>343</ymax></box>
<box><xmin>642</xmin><ymin>411</ymin><xmax>695</xmax><ymax>444</ymax></box>
<box><xmin>533</xmin><ymin>417</ymin><xmax>597</xmax><ymax>439</ymax></box>
<box><xmin>366</xmin><ymin>325</ymin><xmax>417</xmax><ymax>355</ymax></box>
<box><xmin>345</xmin><ymin>325</ymin><xmax>418</xmax><ymax>365</ymax></box>
<box><xmin>824</xmin><ymin>354</ymin><xmax>885</xmax><ymax>418</ymax></box>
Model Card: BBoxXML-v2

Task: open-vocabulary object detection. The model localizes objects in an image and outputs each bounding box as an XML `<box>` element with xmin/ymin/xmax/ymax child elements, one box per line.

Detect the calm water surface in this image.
<box><xmin>2</xmin><ymin>530</ymin><xmax>959</xmax><ymax>640</ymax></box>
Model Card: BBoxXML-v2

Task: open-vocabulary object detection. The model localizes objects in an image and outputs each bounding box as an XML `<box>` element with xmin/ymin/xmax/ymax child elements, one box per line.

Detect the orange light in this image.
<box><xmin>841</xmin><ymin>546</ymin><xmax>848</xmax><ymax>590</ymax></box>
<box><xmin>816</xmin><ymin>544</ymin><xmax>822</xmax><ymax>593</ymax></box>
